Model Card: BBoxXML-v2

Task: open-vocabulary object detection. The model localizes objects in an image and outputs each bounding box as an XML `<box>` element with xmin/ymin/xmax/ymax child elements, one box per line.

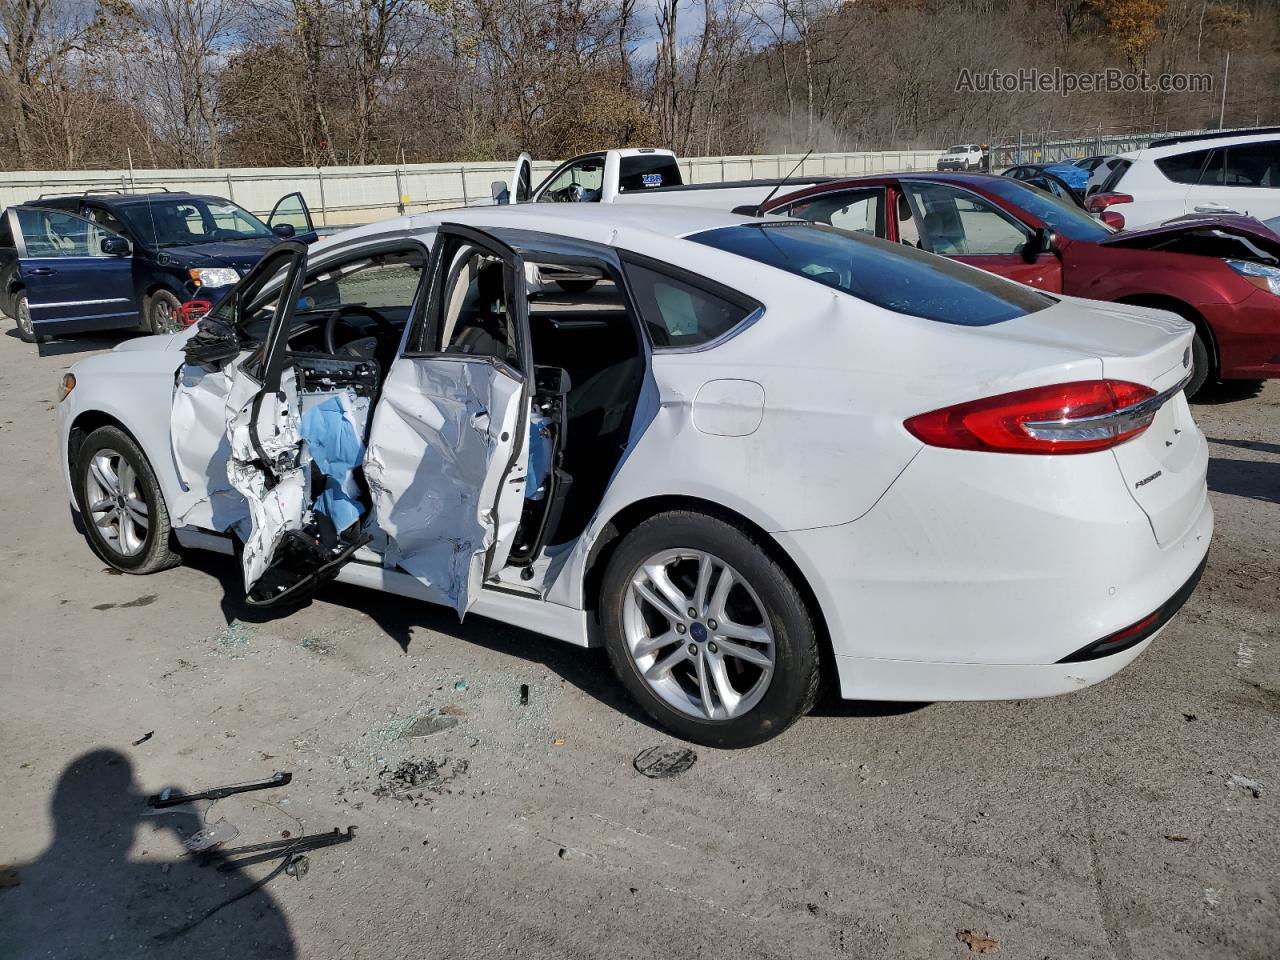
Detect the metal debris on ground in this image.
<box><xmin>214</xmin><ymin>827</ymin><xmax>356</xmax><ymax>871</ymax></box>
<box><xmin>519</xmin><ymin>683</ymin><xmax>529</xmax><ymax>705</ymax></box>
<box><xmin>148</xmin><ymin>771</ymin><xmax>292</xmax><ymax>808</ymax></box>
<box><xmin>373</xmin><ymin>757</ymin><xmax>469</xmax><ymax>800</ymax></box>
<box><xmin>132</xmin><ymin>731</ymin><xmax>154</xmax><ymax>746</ymax></box>
<box><xmin>633</xmin><ymin>746</ymin><xmax>697</xmax><ymax>779</ymax></box>
<box><xmin>182</xmin><ymin>818</ymin><xmax>239</xmax><ymax>852</ymax></box>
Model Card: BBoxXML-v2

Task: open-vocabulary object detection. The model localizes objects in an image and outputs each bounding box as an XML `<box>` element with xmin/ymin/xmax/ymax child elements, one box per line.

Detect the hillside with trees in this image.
<box><xmin>2</xmin><ymin>0</ymin><xmax>1277</xmax><ymax>169</ymax></box>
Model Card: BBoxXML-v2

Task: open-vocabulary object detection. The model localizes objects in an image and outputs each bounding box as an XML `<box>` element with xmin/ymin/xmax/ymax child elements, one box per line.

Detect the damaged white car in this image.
<box><xmin>58</xmin><ymin>205</ymin><xmax>1212</xmax><ymax>746</ymax></box>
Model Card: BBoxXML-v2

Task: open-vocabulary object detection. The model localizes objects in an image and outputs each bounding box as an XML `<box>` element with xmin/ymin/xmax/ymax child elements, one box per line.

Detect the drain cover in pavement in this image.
<box><xmin>633</xmin><ymin>746</ymin><xmax>697</xmax><ymax>778</ymax></box>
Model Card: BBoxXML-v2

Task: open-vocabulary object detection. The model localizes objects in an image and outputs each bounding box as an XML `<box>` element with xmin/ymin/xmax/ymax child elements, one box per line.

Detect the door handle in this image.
<box><xmin>1194</xmin><ymin>204</ymin><xmax>1237</xmax><ymax>214</ymax></box>
<box><xmin>27</xmin><ymin>267</ymin><xmax>56</xmax><ymax>276</ymax></box>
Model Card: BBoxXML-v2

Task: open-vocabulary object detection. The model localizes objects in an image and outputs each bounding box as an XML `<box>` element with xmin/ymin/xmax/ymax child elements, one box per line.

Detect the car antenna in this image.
<box><xmin>751</xmin><ymin>148</ymin><xmax>814</xmax><ymax>217</ymax></box>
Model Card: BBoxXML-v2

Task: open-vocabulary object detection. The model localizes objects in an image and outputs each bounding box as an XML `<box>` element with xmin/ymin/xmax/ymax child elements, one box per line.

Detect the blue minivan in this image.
<box><xmin>0</xmin><ymin>190</ymin><xmax>315</xmax><ymax>343</ymax></box>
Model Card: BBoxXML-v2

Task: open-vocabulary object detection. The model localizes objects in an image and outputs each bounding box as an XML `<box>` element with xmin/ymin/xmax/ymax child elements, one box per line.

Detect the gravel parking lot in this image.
<box><xmin>1</xmin><ymin>327</ymin><xmax>1276</xmax><ymax>960</ymax></box>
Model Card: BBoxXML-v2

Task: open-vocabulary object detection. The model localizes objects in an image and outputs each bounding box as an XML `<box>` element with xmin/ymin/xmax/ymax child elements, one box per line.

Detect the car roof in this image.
<box><xmin>23</xmin><ymin>191</ymin><xmax>226</xmax><ymax>209</ymax></box>
<box><xmin>316</xmin><ymin>202</ymin><xmax>768</xmax><ymax>256</ymax></box>
<box><xmin>1135</xmin><ymin>130</ymin><xmax>1280</xmax><ymax>159</ymax></box>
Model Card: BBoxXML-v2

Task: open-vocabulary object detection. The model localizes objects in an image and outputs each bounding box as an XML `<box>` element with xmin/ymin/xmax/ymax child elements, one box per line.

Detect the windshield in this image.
<box><xmin>119</xmin><ymin>197</ymin><xmax>272</xmax><ymax>248</ymax></box>
<box><xmin>947</xmin><ymin>145</ymin><xmax>971</xmax><ymax>153</ymax></box>
<box><xmin>982</xmin><ymin>178</ymin><xmax>1115</xmax><ymax>242</ymax></box>
<box><xmin>691</xmin><ymin>222</ymin><xmax>1051</xmax><ymax>326</ymax></box>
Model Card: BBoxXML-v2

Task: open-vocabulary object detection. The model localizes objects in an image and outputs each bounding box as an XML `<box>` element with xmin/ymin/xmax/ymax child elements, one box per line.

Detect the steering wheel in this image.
<box><xmin>322</xmin><ymin>304</ymin><xmax>396</xmax><ymax>358</ymax></box>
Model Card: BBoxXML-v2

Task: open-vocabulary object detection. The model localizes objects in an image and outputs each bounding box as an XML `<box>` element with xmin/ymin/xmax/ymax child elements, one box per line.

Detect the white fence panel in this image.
<box><xmin>0</xmin><ymin>152</ymin><xmax>944</xmax><ymax>226</ymax></box>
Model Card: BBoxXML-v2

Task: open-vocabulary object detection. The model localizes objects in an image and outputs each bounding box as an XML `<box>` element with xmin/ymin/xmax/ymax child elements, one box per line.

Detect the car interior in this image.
<box><xmin>218</xmin><ymin>237</ymin><xmax>648</xmax><ymax>600</ymax></box>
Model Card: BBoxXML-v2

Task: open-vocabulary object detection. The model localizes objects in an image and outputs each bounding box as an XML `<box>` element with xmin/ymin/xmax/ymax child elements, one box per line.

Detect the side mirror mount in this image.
<box><xmin>1022</xmin><ymin>226</ymin><xmax>1057</xmax><ymax>263</ymax></box>
<box><xmin>100</xmin><ymin>236</ymin><xmax>130</xmax><ymax>256</ymax></box>
<box><xmin>272</xmin><ymin>222</ymin><xmax>296</xmax><ymax>238</ymax></box>
<box><xmin>491</xmin><ymin>180</ymin><xmax>510</xmax><ymax>205</ymax></box>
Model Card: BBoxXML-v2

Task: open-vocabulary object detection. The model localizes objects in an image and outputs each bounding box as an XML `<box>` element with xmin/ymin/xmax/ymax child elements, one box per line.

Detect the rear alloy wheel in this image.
<box><xmin>14</xmin><ymin>291</ymin><xmax>45</xmax><ymax>344</ymax></box>
<box><xmin>601</xmin><ymin>511</ymin><xmax>820</xmax><ymax>748</ymax></box>
<box><xmin>147</xmin><ymin>289</ymin><xmax>183</xmax><ymax>335</ymax></box>
<box><xmin>77</xmin><ymin>425</ymin><xmax>180</xmax><ymax>573</ymax></box>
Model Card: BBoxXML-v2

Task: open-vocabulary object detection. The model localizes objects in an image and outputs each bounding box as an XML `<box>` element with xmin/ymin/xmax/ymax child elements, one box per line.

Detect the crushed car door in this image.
<box><xmin>11</xmin><ymin>206</ymin><xmax>137</xmax><ymax>335</ymax></box>
<box><xmin>219</xmin><ymin>240</ymin><xmax>373</xmax><ymax>606</ymax></box>
<box><xmin>267</xmin><ymin>192</ymin><xmax>317</xmax><ymax>242</ymax></box>
<box><xmin>364</xmin><ymin>224</ymin><xmax>532</xmax><ymax>616</ymax></box>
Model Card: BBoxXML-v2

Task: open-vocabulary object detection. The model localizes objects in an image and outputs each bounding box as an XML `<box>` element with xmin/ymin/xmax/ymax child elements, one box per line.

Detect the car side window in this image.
<box><xmin>902</xmin><ymin>182</ymin><xmax>1030</xmax><ymax>256</ymax></box>
<box><xmin>536</xmin><ymin>156</ymin><xmax>605</xmax><ymax>203</ymax></box>
<box><xmin>624</xmin><ymin>260</ymin><xmax>757</xmax><ymax>349</ymax></box>
<box><xmin>433</xmin><ymin>245</ymin><xmax>522</xmax><ymax>370</ymax></box>
<box><xmin>1221</xmin><ymin>142</ymin><xmax>1280</xmax><ymax>188</ymax></box>
<box><xmin>782</xmin><ymin>189</ymin><xmax>883</xmax><ymax>236</ymax></box>
<box><xmin>1156</xmin><ymin>149</ymin><xmax>1212</xmax><ymax>185</ymax></box>
<box><xmin>14</xmin><ymin>208</ymin><xmax>119</xmax><ymax>258</ymax></box>
<box><xmin>299</xmin><ymin>258</ymin><xmax>423</xmax><ymax>314</ymax></box>
<box><xmin>85</xmin><ymin>206</ymin><xmax>129</xmax><ymax>238</ymax></box>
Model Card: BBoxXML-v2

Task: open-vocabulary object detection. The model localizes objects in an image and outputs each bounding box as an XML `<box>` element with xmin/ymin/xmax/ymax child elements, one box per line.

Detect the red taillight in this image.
<box><xmin>1100</xmin><ymin>210</ymin><xmax>1126</xmax><ymax>230</ymax></box>
<box><xmin>904</xmin><ymin>380</ymin><xmax>1159</xmax><ymax>454</ymax></box>
<box><xmin>1086</xmin><ymin>192</ymin><xmax>1133</xmax><ymax>212</ymax></box>
<box><xmin>176</xmin><ymin>299</ymin><xmax>213</xmax><ymax>326</ymax></box>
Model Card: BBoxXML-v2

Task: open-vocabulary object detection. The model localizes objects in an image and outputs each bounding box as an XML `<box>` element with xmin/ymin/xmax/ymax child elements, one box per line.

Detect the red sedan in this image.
<box><xmin>759</xmin><ymin>173</ymin><xmax>1280</xmax><ymax>397</ymax></box>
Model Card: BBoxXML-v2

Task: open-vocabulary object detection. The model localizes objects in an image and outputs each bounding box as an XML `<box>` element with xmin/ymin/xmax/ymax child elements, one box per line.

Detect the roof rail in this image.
<box><xmin>1148</xmin><ymin>126</ymin><xmax>1280</xmax><ymax>149</ymax></box>
<box><xmin>37</xmin><ymin>188</ymin><xmax>122</xmax><ymax>199</ymax></box>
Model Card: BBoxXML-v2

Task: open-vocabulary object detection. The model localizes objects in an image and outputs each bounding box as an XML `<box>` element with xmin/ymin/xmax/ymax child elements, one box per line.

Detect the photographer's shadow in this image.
<box><xmin>0</xmin><ymin>750</ymin><xmax>295</xmax><ymax>959</ymax></box>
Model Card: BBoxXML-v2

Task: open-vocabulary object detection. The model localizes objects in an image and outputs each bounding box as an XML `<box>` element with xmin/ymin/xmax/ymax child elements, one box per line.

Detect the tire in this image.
<box><xmin>1186</xmin><ymin>329</ymin><xmax>1211</xmax><ymax>400</ymax></box>
<box><xmin>599</xmin><ymin>510</ymin><xmax>821</xmax><ymax>748</ymax></box>
<box><xmin>13</xmin><ymin>290</ymin><xmax>47</xmax><ymax>344</ymax></box>
<box><xmin>555</xmin><ymin>278</ymin><xmax>598</xmax><ymax>295</ymax></box>
<box><xmin>146</xmin><ymin>289</ymin><xmax>183</xmax><ymax>335</ymax></box>
<box><xmin>76</xmin><ymin>425</ymin><xmax>181</xmax><ymax>574</ymax></box>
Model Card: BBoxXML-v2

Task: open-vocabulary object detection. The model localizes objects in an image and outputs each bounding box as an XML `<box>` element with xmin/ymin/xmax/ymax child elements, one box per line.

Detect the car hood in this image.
<box><xmin>165</xmin><ymin>237</ymin><xmax>279</xmax><ymax>272</ymax></box>
<box><xmin>1100</xmin><ymin>215</ymin><xmax>1280</xmax><ymax>264</ymax></box>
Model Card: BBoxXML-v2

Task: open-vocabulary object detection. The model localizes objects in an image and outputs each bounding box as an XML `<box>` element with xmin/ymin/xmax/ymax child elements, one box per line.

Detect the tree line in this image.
<box><xmin>1</xmin><ymin>0</ymin><xmax>1276</xmax><ymax>170</ymax></box>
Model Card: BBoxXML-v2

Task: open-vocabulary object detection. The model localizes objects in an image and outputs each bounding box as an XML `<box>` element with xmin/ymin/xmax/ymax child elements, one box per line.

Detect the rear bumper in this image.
<box><xmin>775</xmin><ymin>444</ymin><xmax>1213</xmax><ymax>702</ymax></box>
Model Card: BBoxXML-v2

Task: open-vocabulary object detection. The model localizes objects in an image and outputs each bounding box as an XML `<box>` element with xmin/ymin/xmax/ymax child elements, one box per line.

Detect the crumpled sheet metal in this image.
<box><xmin>226</xmin><ymin>367</ymin><xmax>307</xmax><ymax>591</ymax></box>
<box><xmin>299</xmin><ymin>392</ymin><xmax>368</xmax><ymax>534</ymax></box>
<box><xmin>365</xmin><ymin>358</ymin><xmax>523</xmax><ymax>616</ymax></box>
<box><xmin>170</xmin><ymin>361</ymin><xmax>252</xmax><ymax>535</ymax></box>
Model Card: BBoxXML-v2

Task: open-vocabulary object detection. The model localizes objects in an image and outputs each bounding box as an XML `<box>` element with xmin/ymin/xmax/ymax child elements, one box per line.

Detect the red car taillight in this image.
<box><xmin>1100</xmin><ymin>210</ymin><xmax>1126</xmax><ymax>230</ymax></box>
<box><xmin>1086</xmin><ymin>192</ymin><xmax>1133</xmax><ymax>212</ymax></box>
<box><xmin>904</xmin><ymin>380</ymin><xmax>1159</xmax><ymax>454</ymax></box>
<box><xmin>176</xmin><ymin>299</ymin><xmax>213</xmax><ymax>327</ymax></box>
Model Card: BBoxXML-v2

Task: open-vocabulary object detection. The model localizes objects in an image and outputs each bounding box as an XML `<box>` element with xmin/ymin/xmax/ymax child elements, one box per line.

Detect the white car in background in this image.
<box><xmin>1088</xmin><ymin>129</ymin><xmax>1280</xmax><ymax>227</ymax></box>
<box><xmin>937</xmin><ymin>144</ymin><xmax>985</xmax><ymax>171</ymax></box>
<box><xmin>56</xmin><ymin>205</ymin><xmax>1211</xmax><ymax>746</ymax></box>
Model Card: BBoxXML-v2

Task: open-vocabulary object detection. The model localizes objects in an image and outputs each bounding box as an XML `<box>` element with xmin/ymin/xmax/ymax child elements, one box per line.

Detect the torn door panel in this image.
<box><xmin>169</xmin><ymin>360</ymin><xmax>251</xmax><ymax>534</ymax></box>
<box><xmin>365</xmin><ymin>358</ymin><xmax>523</xmax><ymax>616</ymax></box>
<box><xmin>226</xmin><ymin>367</ymin><xmax>307</xmax><ymax>591</ymax></box>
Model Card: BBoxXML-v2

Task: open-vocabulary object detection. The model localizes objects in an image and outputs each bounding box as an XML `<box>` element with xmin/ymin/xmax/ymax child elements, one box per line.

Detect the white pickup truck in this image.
<box><xmin>491</xmin><ymin>147</ymin><xmax>824</xmax><ymax>212</ymax></box>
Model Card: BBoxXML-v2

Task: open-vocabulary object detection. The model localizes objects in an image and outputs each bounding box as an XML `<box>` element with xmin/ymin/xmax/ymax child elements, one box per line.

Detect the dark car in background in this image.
<box><xmin>1</xmin><ymin>190</ymin><xmax>314</xmax><ymax>343</ymax></box>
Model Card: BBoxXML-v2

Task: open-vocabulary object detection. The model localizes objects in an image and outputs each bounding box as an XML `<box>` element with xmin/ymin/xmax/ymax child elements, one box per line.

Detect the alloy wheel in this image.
<box><xmin>84</xmin><ymin>448</ymin><xmax>149</xmax><ymax>557</ymax></box>
<box><xmin>623</xmin><ymin>548</ymin><xmax>776</xmax><ymax>721</ymax></box>
<box><xmin>152</xmin><ymin>298</ymin><xmax>177</xmax><ymax>334</ymax></box>
<box><xmin>16</xmin><ymin>297</ymin><xmax>34</xmax><ymax>338</ymax></box>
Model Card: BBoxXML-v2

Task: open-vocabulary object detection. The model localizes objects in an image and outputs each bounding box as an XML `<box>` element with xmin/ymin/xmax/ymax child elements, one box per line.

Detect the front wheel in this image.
<box><xmin>147</xmin><ymin>289</ymin><xmax>183</xmax><ymax>335</ymax></box>
<box><xmin>1185</xmin><ymin>329</ymin><xmax>1211</xmax><ymax>400</ymax></box>
<box><xmin>600</xmin><ymin>511</ymin><xmax>821</xmax><ymax>748</ymax></box>
<box><xmin>76</xmin><ymin>425</ymin><xmax>181</xmax><ymax>573</ymax></box>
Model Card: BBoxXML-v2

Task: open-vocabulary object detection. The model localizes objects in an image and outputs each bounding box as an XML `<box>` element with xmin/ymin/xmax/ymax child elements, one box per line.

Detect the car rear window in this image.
<box><xmin>689</xmin><ymin>222</ymin><xmax>1052</xmax><ymax>326</ymax></box>
<box><xmin>618</xmin><ymin>155</ymin><xmax>684</xmax><ymax>192</ymax></box>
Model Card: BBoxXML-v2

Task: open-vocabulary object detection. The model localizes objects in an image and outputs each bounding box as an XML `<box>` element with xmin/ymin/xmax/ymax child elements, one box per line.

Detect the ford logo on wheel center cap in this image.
<box><xmin>690</xmin><ymin>622</ymin><xmax>709</xmax><ymax>642</ymax></box>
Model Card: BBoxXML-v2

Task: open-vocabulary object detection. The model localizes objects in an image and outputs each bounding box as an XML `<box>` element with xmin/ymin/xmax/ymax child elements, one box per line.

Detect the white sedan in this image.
<box><xmin>56</xmin><ymin>205</ymin><xmax>1212</xmax><ymax>747</ymax></box>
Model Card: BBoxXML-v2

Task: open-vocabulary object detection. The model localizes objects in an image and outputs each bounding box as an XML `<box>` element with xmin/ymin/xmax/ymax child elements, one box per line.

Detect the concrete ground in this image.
<box><xmin>0</xmin><ymin>326</ymin><xmax>1276</xmax><ymax>960</ymax></box>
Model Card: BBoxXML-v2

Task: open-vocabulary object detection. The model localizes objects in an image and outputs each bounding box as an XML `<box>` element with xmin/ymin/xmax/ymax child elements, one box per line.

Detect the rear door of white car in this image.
<box><xmin>1184</xmin><ymin>140</ymin><xmax>1280</xmax><ymax>220</ymax></box>
<box><xmin>364</xmin><ymin>223</ymin><xmax>532</xmax><ymax>616</ymax></box>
